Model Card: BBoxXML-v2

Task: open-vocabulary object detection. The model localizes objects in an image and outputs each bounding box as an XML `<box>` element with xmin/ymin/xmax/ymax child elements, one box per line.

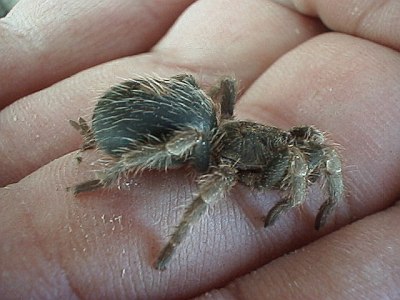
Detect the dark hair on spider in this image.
<box><xmin>70</xmin><ymin>74</ymin><xmax>344</xmax><ymax>270</ymax></box>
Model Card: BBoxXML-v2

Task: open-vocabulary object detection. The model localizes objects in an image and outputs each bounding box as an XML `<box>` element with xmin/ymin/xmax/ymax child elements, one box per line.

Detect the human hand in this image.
<box><xmin>1</xmin><ymin>0</ymin><xmax>399</xmax><ymax>298</ymax></box>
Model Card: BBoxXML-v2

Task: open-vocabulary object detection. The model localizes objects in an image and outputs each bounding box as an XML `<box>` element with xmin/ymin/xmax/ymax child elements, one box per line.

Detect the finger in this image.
<box><xmin>153</xmin><ymin>0</ymin><xmax>326</xmax><ymax>86</ymax></box>
<box><xmin>0</xmin><ymin>0</ymin><xmax>194</xmax><ymax>108</ymax></box>
<box><xmin>271</xmin><ymin>0</ymin><xmax>400</xmax><ymax>50</ymax></box>
<box><xmin>0</xmin><ymin>0</ymin><xmax>325</xmax><ymax>186</ymax></box>
<box><xmin>194</xmin><ymin>204</ymin><xmax>400</xmax><ymax>299</ymax></box>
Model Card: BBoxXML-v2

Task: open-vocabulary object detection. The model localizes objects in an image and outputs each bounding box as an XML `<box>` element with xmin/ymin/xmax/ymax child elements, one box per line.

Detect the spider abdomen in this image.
<box><xmin>92</xmin><ymin>76</ymin><xmax>218</xmax><ymax>157</ymax></box>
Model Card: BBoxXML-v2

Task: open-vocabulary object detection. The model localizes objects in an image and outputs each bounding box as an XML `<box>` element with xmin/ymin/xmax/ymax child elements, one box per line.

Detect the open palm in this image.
<box><xmin>1</xmin><ymin>0</ymin><xmax>399</xmax><ymax>298</ymax></box>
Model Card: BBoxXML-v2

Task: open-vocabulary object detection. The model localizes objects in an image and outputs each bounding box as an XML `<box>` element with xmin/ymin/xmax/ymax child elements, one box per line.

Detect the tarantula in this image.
<box><xmin>70</xmin><ymin>74</ymin><xmax>344</xmax><ymax>270</ymax></box>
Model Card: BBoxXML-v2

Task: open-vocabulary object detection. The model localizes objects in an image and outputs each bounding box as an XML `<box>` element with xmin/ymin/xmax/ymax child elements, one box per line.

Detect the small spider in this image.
<box><xmin>70</xmin><ymin>74</ymin><xmax>344</xmax><ymax>270</ymax></box>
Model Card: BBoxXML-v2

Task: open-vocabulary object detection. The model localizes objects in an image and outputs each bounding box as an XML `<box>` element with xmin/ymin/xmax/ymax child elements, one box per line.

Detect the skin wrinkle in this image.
<box><xmin>194</xmin><ymin>206</ymin><xmax>400</xmax><ymax>299</ymax></box>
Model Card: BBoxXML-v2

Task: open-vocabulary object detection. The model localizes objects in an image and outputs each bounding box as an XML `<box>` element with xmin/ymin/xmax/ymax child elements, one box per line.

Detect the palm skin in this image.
<box><xmin>0</xmin><ymin>0</ymin><xmax>399</xmax><ymax>298</ymax></box>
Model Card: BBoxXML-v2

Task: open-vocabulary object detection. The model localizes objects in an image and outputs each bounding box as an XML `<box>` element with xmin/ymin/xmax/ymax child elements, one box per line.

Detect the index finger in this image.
<box><xmin>0</xmin><ymin>0</ymin><xmax>194</xmax><ymax>108</ymax></box>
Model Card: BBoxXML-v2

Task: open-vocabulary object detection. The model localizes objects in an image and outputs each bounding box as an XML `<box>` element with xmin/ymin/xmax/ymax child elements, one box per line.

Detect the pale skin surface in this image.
<box><xmin>0</xmin><ymin>0</ymin><xmax>399</xmax><ymax>298</ymax></box>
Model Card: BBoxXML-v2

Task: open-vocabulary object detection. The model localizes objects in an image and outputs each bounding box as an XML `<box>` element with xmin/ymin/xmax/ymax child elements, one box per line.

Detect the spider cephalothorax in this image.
<box><xmin>71</xmin><ymin>74</ymin><xmax>344</xmax><ymax>270</ymax></box>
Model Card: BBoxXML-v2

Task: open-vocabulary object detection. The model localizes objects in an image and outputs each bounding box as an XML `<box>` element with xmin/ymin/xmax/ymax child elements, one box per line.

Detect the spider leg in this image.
<box><xmin>69</xmin><ymin>117</ymin><xmax>96</xmax><ymax>150</ymax></box>
<box><xmin>208</xmin><ymin>77</ymin><xmax>237</xmax><ymax>119</ymax></box>
<box><xmin>73</xmin><ymin>129</ymin><xmax>202</xmax><ymax>194</ymax></box>
<box><xmin>314</xmin><ymin>147</ymin><xmax>344</xmax><ymax>229</ymax></box>
<box><xmin>264</xmin><ymin>147</ymin><xmax>308</xmax><ymax>227</ymax></box>
<box><xmin>154</xmin><ymin>164</ymin><xmax>237</xmax><ymax>270</ymax></box>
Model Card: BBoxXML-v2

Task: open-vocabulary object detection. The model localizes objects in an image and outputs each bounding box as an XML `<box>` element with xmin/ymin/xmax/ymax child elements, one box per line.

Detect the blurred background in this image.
<box><xmin>0</xmin><ymin>0</ymin><xmax>19</xmax><ymax>17</ymax></box>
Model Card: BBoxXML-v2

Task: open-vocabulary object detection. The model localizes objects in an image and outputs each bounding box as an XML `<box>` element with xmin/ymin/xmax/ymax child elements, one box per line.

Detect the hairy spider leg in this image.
<box><xmin>73</xmin><ymin>129</ymin><xmax>203</xmax><ymax>194</ymax></box>
<box><xmin>154</xmin><ymin>164</ymin><xmax>237</xmax><ymax>270</ymax></box>
<box><xmin>314</xmin><ymin>147</ymin><xmax>344</xmax><ymax>229</ymax></box>
<box><xmin>208</xmin><ymin>77</ymin><xmax>237</xmax><ymax>119</ymax></box>
<box><xmin>69</xmin><ymin>117</ymin><xmax>96</xmax><ymax>150</ymax></box>
<box><xmin>264</xmin><ymin>147</ymin><xmax>309</xmax><ymax>227</ymax></box>
<box><xmin>289</xmin><ymin>126</ymin><xmax>344</xmax><ymax>229</ymax></box>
